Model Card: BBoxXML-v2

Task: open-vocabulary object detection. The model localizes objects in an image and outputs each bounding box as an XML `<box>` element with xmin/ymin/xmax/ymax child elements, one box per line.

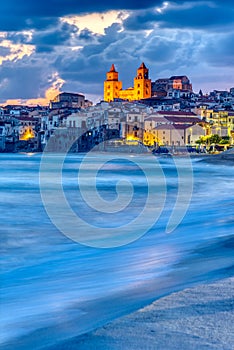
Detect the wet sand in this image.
<box><xmin>57</xmin><ymin>277</ymin><xmax>234</xmax><ymax>350</ymax></box>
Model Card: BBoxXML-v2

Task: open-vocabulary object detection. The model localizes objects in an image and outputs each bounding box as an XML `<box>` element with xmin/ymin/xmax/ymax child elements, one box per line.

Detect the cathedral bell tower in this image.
<box><xmin>134</xmin><ymin>62</ymin><xmax>151</xmax><ymax>100</ymax></box>
<box><xmin>104</xmin><ymin>64</ymin><xmax>122</xmax><ymax>102</ymax></box>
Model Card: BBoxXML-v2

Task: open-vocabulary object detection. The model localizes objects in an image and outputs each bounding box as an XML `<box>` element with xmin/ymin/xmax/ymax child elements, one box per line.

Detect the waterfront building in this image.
<box><xmin>151</xmin><ymin>123</ymin><xmax>205</xmax><ymax>146</ymax></box>
<box><xmin>121</xmin><ymin>112</ymin><xmax>145</xmax><ymax>142</ymax></box>
<box><xmin>196</xmin><ymin>108</ymin><xmax>234</xmax><ymax>140</ymax></box>
<box><xmin>144</xmin><ymin>111</ymin><xmax>205</xmax><ymax>146</ymax></box>
<box><xmin>15</xmin><ymin>116</ymin><xmax>39</xmax><ymax>141</ymax></box>
<box><xmin>0</xmin><ymin>124</ymin><xmax>6</xmax><ymax>150</ymax></box>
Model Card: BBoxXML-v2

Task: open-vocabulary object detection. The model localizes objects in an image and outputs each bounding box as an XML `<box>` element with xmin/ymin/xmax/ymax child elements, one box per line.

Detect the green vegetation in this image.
<box><xmin>196</xmin><ymin>134</ymin><xmax>231</xmax><ymax>146</ymax></box>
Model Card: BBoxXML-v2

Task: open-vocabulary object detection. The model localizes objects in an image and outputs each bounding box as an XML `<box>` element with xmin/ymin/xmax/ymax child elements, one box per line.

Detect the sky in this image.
<box><xmin>0</xmin><ymin>0</ymin><xmax>233</xmax><ymax>105</ymax></box>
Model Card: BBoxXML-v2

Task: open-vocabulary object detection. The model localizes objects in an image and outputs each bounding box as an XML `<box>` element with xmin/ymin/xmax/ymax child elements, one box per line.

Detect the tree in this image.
<box><xmin>208</xmin><ymin>134</ymin><xmax>221</xmax><ymax>144</ymax></box>
<box><xmin>219</xmin><ymin>136</ymin><xmax>230</xmax><ymax>144</ymax></box>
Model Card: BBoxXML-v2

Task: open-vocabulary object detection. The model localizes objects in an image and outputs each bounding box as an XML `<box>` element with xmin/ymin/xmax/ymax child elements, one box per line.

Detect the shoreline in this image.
<box><xmin>1</xmin><ymin>150</ymin><xmax>234</xmax><ymax>166</ymax></box>
<box><xmin>198</xmin><ymin>148</ymin><xmax>234</xmax><ymax>165</ymax></box>
<box><xmin>63</xmin><ymin>277</ymin><xmax>234</xmax><ymax>350</ymax></box>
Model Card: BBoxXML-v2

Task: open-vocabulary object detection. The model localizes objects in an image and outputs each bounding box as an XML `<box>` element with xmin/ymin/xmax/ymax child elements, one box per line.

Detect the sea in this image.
<box><xmin>0</xmin><ymin>152</ymin><xmax>233</xmax><ymax>350</ymax></box>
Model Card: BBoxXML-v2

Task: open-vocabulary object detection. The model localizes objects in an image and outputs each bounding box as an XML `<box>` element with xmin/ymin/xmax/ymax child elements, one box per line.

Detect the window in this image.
<box><xmin>138</xmin><ymin>91</ymin><xmax>140</xmax><ymax>94</ymax></box>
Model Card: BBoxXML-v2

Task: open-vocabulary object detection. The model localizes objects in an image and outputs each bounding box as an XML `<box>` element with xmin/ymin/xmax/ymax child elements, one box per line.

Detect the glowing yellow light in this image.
<box><xmin>126</xmin><ymin>135</ymin><xmax>138</xmax><ymax>141</ymax></box>
<box><xmin>20</xmin><ymin>127</ymin><xmax>35</xmax><ymax>141</ymax></box>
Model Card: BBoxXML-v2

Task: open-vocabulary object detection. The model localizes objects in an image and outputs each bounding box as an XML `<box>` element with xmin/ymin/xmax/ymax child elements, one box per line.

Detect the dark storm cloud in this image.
<box><xmin>78</xmin><ymin>29</ymin><xmax>95</xmax><ymax>41</ymax></box>
<box><xmin>29</xmin><ymin>23</ymin><xmax>95</xmax><ymax>53</ymax></box>
<box><xmin>0</xmin><ymin>0</ymin><xmax>160</xmax><ymax>17</ymax></box>
<box><xmin>31</xmin><ymin>22</ymin><xmax>78</xmax><ymax>48</ymax></box>
<box><xmin>158</xmin><ymin>4</ymin><xmax>234</xmax><ymax>30</ymax></box>
<box><xmin>0</xmin><ymin>64</ymin><xmax>46</xmax><ymax>100</ymax></box>
<box><xmin>141</xmin><ymin>38</ymin><xmax>181</xmax><ymax>63</ymax></box>
<box><xmin>0</xmin><ymin>0</ymin><xmax>161</xmax><ymax>31</ymax></box>
<box><xmin>124</xmin><ymin>3</ymin><xmax>234</xmax><ymax>31</ymax></box>
<box><xmin>5</xmin><ymin>32</ymin><xmax>32</xmax><ymax>45</ymax></box>
<box><xmin>0</xmin><ymin>16</ymin><xmax>59</xmax><ymax>32</ymax></box>
<box><xmin>1</xmin><ymin>1</ymin><xmax>234</xmax><ymax>31</ymax></box>
<box><xmin>80</xmin><ymin>23</ymin><xmax>123</xmax><ymax>57</ymax></box>
<box><xmin>52</xmin><ymin>23</ymin><xmax>128</xmax><ymax>91</ymax></box>
<box><xmin>35</xmin><ymin>46</ymin><xmax>55</xmax><ymax>53</ymax></box>
<box><xmin>0</xmin><ymin>0</ymin><xmax>233</xmax><ymax>100</ymax></box>
<box><xmin>201</xmin><ymin>33</ymin><xmax>234</xmax><ymax>67</ymax></box>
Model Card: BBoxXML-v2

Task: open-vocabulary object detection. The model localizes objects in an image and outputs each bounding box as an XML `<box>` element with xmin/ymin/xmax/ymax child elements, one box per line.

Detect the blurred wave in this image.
<box><xmin>0</xmin><ymin>153</ymin><xmax>233</xmax><ymax>350</ymax></box>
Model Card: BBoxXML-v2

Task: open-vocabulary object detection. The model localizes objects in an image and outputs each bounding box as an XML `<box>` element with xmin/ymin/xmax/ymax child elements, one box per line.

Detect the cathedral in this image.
<box><xmin>104</xmin><ymin>62</ymin><xmax>151</xmax><ymax>102</ymax></box>
<box><xmin>104</xmin><ymin>63</ymin><xmax>193</xmax><ymax>102</ymax></box>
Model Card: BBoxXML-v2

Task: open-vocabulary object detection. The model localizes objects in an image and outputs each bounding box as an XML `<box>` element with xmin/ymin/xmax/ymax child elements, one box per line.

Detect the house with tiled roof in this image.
<box><xmin>144</xmin><ymin>123</ymin><xmax>205</xmax><ymax>147</ymax></box>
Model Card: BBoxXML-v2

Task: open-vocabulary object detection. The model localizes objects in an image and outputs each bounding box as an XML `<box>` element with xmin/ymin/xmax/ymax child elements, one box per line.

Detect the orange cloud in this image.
<box><xmin>1</xmin><ymin>74</ymin><xmax>65</xmax><ymax>106</ymax></box>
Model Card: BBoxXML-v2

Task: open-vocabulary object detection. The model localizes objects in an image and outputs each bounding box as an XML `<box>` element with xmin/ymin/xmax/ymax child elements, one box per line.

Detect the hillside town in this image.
<box><xmin>0</xmin><ymin>63</ymin><xmax>233</xmax><ymax>154</ymax></box>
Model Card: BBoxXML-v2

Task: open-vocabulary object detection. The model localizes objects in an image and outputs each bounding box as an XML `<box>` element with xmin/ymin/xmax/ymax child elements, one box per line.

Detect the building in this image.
<box><xmin>196</xmin><ymin>108</ymin><xmax>234</xmax><ymax>140</ymax></box>
<box><xmin>15</xmin><ymin>116</ymin><xmax>39</xmax><ymax>141</ymax></box>
<box><xmin>144</xmin><ymin>111</ymin><xmax>205</xmax><ymax>146</ymax></box>
<box><xmin>168</xmin><ymin>76</ymin><xmax>193</xmax><ymax>91</ymax></box>
<box><xmin>104</xmin><ymin>64</ymin><xmax>123</xmax><ymax>102</ymax></box>
<box><xmin>66</xmin><ymin>113</ymin><xmax>88</xmax><ymax>129</ymax></box>
<box><xmin>104</xmin><ymin>63</ymin><xmax>151</xmax><ymax>102</ymax></box>
<box><xmin>0</xmin><ymin>124</ymin><xmax>6</xmax><ymax>150</ymax></box>
<box><xmin>104</xmin><ymin>63</ymin><xmax>194</xmax><ymax>103</ymax></box>
<box><xmin>151</xmin><ymin>124</ymin><xmax>205</xmax><ymax>146</ymax></box>
<box><xmin>50</xmin><ymin>92</ymin><xmax>85</xmax><ymax>109</ymax></box>
<box><xmin>120</xmin><ymin>112</ymin><xmax>145</xmax><ymax>142</ymax></box>
<box><xmin>152</xmin><ymin>75</ymin><xmax>193</xmax><ymax>97</ymax></box>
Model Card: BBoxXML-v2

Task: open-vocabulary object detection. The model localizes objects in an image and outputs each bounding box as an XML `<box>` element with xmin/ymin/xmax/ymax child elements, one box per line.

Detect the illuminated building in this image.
<box><xmin>104</xmin><ymin>63</ymin><xmax>151</xmax><ymax>102</ymax></box>
<box><xmin>104</xmin><ymin>64</ymin><xmax>123</xmax><ymax>102</ymax></box>
<box><xmin>17</xmin><ymin>116</ymin><xmax>39</xmax><ymax>141</ymax></box>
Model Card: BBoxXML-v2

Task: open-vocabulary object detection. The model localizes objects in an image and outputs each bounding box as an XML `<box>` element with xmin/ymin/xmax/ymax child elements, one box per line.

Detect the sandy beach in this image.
<box><xmin>60</xmin><ymin>277</ymin><xmax>234</xmax><ymax>350</ymax></box>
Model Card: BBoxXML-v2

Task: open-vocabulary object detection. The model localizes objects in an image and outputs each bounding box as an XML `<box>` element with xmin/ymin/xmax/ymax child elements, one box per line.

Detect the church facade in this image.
<box><xmin>104</xmin><ymin>63</ymin><xmax>193</xmax><ymax>102</ymax></box>
<box><xmin>104</xmin><ymin>63</ymin><xmax>151</xmax><ymax>102</ymax></box>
